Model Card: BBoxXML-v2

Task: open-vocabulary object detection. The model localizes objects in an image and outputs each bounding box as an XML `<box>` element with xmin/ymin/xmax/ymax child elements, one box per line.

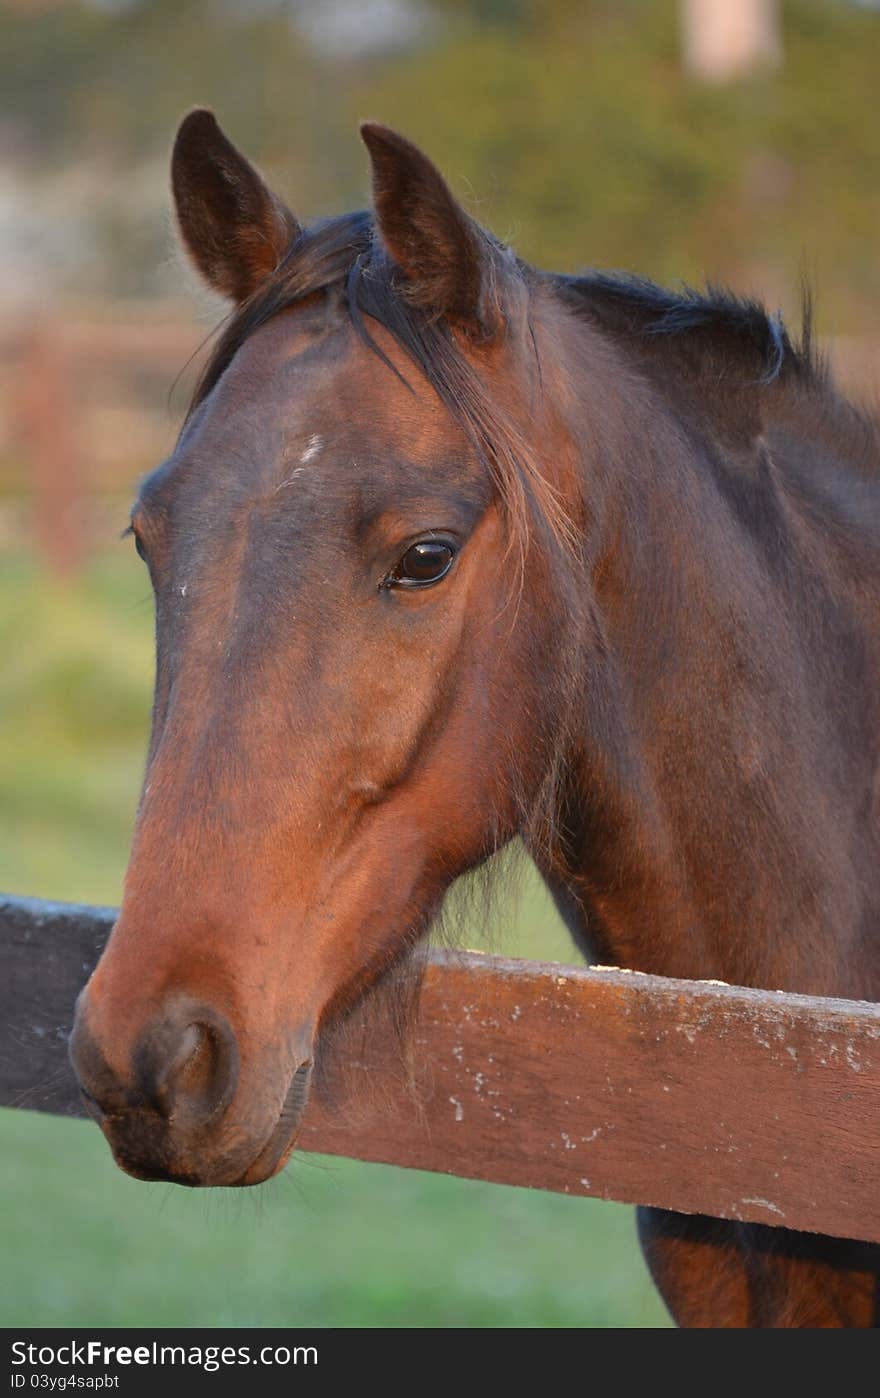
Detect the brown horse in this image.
<box><xmin>70</xmin><ymin>110</ymin><xmax>880</xmax><ymax>1327</ymax></box>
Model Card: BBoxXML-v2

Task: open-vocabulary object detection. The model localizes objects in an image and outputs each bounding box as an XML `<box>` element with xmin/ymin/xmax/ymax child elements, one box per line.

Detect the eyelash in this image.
<box><xmin>123</xmin><ymin>523</ymin><xmax>147</xmax><ymax>563</ymax></box>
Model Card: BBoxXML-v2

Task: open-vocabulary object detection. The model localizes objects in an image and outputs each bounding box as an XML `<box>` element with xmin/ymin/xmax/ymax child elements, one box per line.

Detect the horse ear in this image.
<box><xmin>171</xmin><ymin>109</ymin><xmax>300</xmax><ymax>302</ymax></box>
<box><xmin>360</xmin><ymin>123</ymin><xmax>502</xmax><ymax>340</ymax></box>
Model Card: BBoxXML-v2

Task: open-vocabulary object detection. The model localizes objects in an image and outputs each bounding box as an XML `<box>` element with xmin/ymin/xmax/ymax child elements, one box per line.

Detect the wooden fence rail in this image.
<box><xmin>2</xmin><ymin>894</ymin><xmax>879</xmax><ymax>1242</ymax></box>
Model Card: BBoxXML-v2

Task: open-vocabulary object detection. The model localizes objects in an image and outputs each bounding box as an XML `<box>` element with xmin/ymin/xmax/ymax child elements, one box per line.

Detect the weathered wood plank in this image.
<box><xmin>2</xmin><ymin>894</ymin><xmax>880</xmax><ymax>1242</ymax></box>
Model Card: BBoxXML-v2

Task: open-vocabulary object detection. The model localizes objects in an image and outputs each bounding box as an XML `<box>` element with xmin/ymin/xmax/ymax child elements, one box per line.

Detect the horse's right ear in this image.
<box><xmin>171</xmin><ymin>109</ymin><xmax>300</xmax><ymax>302</ymax></box>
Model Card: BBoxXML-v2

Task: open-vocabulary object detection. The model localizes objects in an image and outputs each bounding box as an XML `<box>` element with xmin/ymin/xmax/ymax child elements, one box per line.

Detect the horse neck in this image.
<box><xmin>529</xmin><ymin>297</ymin><xmax>875</xmax><ymax>995</ymax></box>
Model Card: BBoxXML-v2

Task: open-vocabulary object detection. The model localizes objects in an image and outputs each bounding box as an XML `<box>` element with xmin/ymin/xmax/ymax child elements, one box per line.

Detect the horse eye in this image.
<box><xmin>391</xmin><ymin>540</ymin><xmax>456</xmax><ymax>588</ymax></box>
<box><xmin>133</xmin><ymin>532</ymin><xmax>147</xmax><ymax>562</ymax></box>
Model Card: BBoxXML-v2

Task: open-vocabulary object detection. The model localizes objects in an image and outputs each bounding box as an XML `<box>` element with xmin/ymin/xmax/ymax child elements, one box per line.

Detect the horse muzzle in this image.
<box><xmin>69</xmin><ymin>987</ymin><xmax>313</xmax><ymax>1187</ymax></box>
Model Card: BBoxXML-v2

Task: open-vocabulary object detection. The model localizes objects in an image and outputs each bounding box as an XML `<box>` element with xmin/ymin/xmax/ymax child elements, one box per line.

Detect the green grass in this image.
<box><xmin>0</xmin><ymin>547</ymin><xmax>668</xmax><ymax>1327</ymax></box>
<box><xmin>0</xmin><ymin>1110</ymin><xmax>667</xmax><ymax>1328</ymax></box>
<box><xmin>0</xmin><ymin>549</ymin><xmax>153</xmax><ymax>905</ymax></box>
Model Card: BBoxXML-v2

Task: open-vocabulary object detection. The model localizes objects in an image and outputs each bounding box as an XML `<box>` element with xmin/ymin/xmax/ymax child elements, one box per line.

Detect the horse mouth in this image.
<box><xmin>232</xmin><ymin>1058</ymin><xmax>314</xmax><ymax>1187</ymax></box>
<box><xmin>100</xmin><ymin>1058</ymin><xmax>314</xmax><ymax>1188</ymax></box>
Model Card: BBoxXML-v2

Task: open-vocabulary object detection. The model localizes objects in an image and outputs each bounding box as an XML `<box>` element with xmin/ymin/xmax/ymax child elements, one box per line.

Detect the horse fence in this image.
<box><xmin>2</xmin><ymin>893</ymin><xmax>878</xmax><ymax>1243</ymax></box>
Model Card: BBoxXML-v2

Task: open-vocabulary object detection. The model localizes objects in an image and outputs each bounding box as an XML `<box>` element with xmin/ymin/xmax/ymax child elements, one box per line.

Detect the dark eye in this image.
<box><xmin>133</xmin><ymin>531</ymin><xmax>147</xmax><ymax>562</ymax></box>
<box><xmin>390</xmin><ymin>539</ymin><xmax>456</xmax><ymax>589</ymax></box>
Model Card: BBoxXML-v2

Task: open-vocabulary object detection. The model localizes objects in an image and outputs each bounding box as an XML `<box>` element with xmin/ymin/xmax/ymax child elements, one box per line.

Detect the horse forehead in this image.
<box><xmin>195</xmin><ymin>316</ymin><xmax>352</xmax><ymax>446</ymax></box>
<box><xmin>190</xmin><ymin>311</ymin><xmax>450</xmax><ymax>460</ymax></box>
<box><xmin>157</xmin><ymin>314</ymin><xmax>477</xmax><ymax>528</ymax></box>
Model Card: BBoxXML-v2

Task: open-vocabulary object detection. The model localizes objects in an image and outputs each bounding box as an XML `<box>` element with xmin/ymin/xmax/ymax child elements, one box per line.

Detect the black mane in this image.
<box><xmin>192</xmin><ymin>209</ymin><xmax>821</xmax><ymax>424</ymax></box>
<box><xmin>552</xmin><ymin>270</ymin><xmax>816</xmax><ymax>385</ymax></box>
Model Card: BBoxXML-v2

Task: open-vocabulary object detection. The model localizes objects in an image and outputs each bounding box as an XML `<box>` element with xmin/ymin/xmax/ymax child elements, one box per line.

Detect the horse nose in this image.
<box><xmin>70</xmin><ymin>994</ymin><xmax>240</xmax><ymax>1129</ymax></box>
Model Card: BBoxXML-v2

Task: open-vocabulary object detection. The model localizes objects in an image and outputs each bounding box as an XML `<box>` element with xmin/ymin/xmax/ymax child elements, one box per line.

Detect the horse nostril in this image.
<box><xmin>70</xmin><ymin>991</ymin><xmax>241</xmax><ymax>1140</ymax></box>
<box><xmin>162</xmin><ymin>1022</ymin><xmax>207</xmax><ymax>1091</ymax></box>
<box><xmin>135</xmin><ymin>1002</ymin><xmax>240</xmax><ymax>1127</ymax></box>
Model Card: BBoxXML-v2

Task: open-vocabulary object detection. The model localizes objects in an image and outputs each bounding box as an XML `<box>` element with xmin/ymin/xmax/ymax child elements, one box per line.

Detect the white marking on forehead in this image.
<box><xmin>300</xmin><ymin>433</ymin><xmax>323</xmax><ymax>464</ymax></box>
<box><xmin>272</xmin><ymin>433</ymin><xmax>324</xmax><ymax>495</ymax></box>
<box><xmin>273</xmin><ymin>467</ymin><xmax>305</xmax><ymax>495</ymax></box>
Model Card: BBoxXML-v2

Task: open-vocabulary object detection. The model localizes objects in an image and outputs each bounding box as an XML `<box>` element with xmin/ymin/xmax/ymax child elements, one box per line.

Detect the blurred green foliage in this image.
<box><xmin>2</xmin><ymin>0</ymin><xmax>879</xmax><ymax>325</ymax></box>
<box><xmin>0</xmin><ymin>549</ymin><xmax>152</xmax><ymax>902</ymax></box>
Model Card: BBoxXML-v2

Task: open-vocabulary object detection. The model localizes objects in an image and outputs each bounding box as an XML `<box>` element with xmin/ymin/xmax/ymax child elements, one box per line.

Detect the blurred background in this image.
<box><xmin>1</xmin><ymin>0</ymin><xmax>878</xmax><ymax>1329</ymax></box>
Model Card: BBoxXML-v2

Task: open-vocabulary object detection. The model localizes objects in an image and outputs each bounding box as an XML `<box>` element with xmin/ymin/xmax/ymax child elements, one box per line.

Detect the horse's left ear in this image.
<box><xmin>360</xmin><ymin>123</ymin><xmax>503</xmax><ymax>341</ymax></box>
